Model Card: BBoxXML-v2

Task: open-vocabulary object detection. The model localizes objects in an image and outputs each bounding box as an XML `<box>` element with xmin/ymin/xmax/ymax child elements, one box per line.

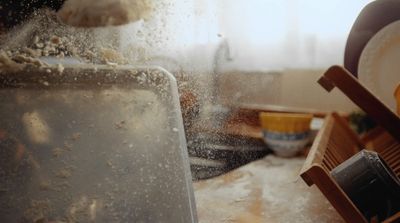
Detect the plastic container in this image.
<box><xmin>259</xmin><ymin>112</ymin><xmax>312</xmax><ymax>157</ymax></box>
<box><xmin>331</xmin><ymin>150</ymin><xmax>400</xmax><ymax>221</ymax></box>
<box><xmin>0</xmin><ymin>64</ymin><xmax>197</xmax><ymax>223</ymax></box>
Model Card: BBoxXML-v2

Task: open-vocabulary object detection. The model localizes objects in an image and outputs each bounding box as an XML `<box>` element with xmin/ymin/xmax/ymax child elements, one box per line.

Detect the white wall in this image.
<box><xmin>216</xmin><ymin>0</ymin><xmax>373</xmax><ymax>71</ymax></box>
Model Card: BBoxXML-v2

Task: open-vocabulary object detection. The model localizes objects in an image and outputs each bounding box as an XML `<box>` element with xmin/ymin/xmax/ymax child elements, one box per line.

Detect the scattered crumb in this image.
<box><xmin>64</xmin><ymin>142</ymin><xmax>73</xmax><ymax>150</ymax></box>
<box><xmin>54</xmin><ymin>181</ymin><xmax>71</xmax><ymax>192</ymax></box>
<box><xmin>52</xmin><ymin>147</ymin><xmax>64</xmax><ymax>158</ymax></box>
<box><xmin>22</xmin><ymin>111</ymin><xmax>50</xmax><ymax>144</ymax></box>
<box><xmin>56</xmin><ymin>168</ymin><xmax>72</xmax><ymax>179</ymax></box>
<box><xmin>106</xmin><ymin>160</ymin><xmax>116</xmax><ymax>169</ymax></box>
<box><xmin>67</xmin><ymin>196</ymin><xmax>90</xmax><ymax>221</ymax></box>
<box><xmin>89</xmin><ymin>200</ymin><xmax>98</xmax><ymax>221</ymax></box>
<box><xmin>100</xmin><ymin>48</ymin><xmax>127</xmax><ymax>64</ymax></box>
<box><xmin>50</xmin><ymin>35</ymin><xmax>62</xmax><ymax>45</ymax></box>
<box><xmin>57</xmin><ymin>63</ymin><xmax>64</xmax><ymax>74</ymax></box>
<box><xmin>22</xmin><ymin>47</ymin><xmax>41</xmax><ymax>58</ymax></box>
<box><xmin>106</xmin><ymin>61</ymin><xmax>118</xmax><ymax>67</ymax></box>
<box><xmin>27</xmin><ymin>155</ymin><xmax>41</xmax><ymax>170</ymax></box>
<box><xmin>39</xmin><ymin>180</ymin><xmax>52</xmax><ymax>191</ymax></box>
<box><xmin>23</xmin><ymin>199</ymin><xmax>50</xmax><ymax>222</ymax></box>
<box><xmin>70</xmin><ymin>133</ymin><xmax>81</xmax><ymax>141</ymax></box>
<box><xmin>35</xmin><ymin>42</ymin><xmax>44</xmax><ymax>49</ymax></box>
<box><xmin>13</xmin><ymin>54</ymin><xmax>48</xmax><ymax>67</ymax></box>
<box><xmin>57</xmin><ymin>51</ymin><xmax>65</xmax><ymax>58</ymax></box>
<box><xmin>0</xmin><ymin>50</ymin><xmax>25</xmax><ymax>72</ymax></box>
<box><xmin>114</xmin><ymin>120</ymin><xmax>126</xmax><ymax>129</ymax></box>
<box><xmin>107</xmin><ymin>160</ymin><xmax>113</xmax><ymax>167</ymax></box>
<box><xmin>33</xmin><ymin>35</ymin><xmax>40</xmax><ymax>44</ymax></box>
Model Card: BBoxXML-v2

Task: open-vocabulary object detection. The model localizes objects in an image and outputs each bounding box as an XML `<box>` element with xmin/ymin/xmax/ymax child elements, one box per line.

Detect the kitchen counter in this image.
<box><xmin>193</xmin><ymin>155</ymin><xmax>344</xmax><ymax>223</ymax></box>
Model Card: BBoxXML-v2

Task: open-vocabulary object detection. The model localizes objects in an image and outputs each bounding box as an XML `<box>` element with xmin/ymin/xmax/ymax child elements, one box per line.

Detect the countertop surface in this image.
<box><xmin>193</xmin><ymin>155</ymin><xmax>344</xmax><ymax>223</ymax></box>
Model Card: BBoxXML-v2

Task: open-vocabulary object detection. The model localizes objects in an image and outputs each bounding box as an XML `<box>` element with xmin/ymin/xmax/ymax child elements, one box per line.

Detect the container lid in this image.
<box><xmin>0</xmin><ymin>64</ymin><xmax>197</xmax><ymax>223</ymax></box>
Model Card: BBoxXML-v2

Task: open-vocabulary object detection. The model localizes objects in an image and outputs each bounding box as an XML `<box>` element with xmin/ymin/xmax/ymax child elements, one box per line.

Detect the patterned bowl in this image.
<box><xmin>260</xmin><ymin>112</ymin><xmax>313</xmax><ymax>157</ymax></box>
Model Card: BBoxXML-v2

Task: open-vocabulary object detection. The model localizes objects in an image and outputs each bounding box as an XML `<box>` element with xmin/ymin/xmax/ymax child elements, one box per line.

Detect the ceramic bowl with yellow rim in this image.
<box><xmin>259</xmin><ymin>112</ymin><xmax>313</xmax><ymax>157</ymax></box>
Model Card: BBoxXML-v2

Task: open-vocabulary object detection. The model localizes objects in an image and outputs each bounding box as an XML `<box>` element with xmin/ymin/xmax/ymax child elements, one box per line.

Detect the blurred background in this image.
<box><xmin>0</xmin><ymin>0</ymin><xmax>374</xmax><ymax>178</ymax></box>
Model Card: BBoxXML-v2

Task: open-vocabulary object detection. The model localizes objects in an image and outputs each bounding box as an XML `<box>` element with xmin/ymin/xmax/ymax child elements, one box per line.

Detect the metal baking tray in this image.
<box><xmin>0</xmin><ymin>64</ymin><xmax>197</xmax><ymax>223</ymax></box>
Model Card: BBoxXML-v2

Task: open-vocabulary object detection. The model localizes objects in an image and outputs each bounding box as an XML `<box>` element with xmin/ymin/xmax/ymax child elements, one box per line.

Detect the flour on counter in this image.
<box><xmin>194</xmin><ymin>155</ymin><xmax>344</xmax><ymax>223</ymax></box>
<box><xmin>58</xmin><ymin>0</ymin><xmax>153</xmax><ymax>27</ymax></box>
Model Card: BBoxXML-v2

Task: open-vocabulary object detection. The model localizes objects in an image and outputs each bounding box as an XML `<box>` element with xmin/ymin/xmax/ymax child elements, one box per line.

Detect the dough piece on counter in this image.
<box><xmin>57</xmin><ymin>0</ymin><xmax>153</xmax><ymax>27</ymax></box>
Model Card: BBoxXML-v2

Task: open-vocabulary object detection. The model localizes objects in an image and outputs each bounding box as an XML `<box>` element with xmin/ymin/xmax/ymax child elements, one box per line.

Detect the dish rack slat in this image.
<box><xmin>301</xmin><ymin>113</ymin><xmax>367</xmax><ymax>222</ymax></box>
<box><xmin>301</xmin><ymin>66</ymin><xmax>400</xmax><ymax>223</ymax></box>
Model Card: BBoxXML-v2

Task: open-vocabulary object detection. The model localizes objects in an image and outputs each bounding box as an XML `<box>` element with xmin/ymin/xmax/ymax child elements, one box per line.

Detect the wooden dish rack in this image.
<box><xmin>300</xmin><ymin>66</ymin><xmax>400</xmax><ymax>223</ymax></box>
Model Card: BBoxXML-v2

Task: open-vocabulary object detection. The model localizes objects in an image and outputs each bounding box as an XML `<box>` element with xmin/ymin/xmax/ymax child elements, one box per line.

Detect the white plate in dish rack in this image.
<box><xmin>358</xmin><ymin>20</ymin><xmax>400</xmax><ymax>112</ymax></box>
